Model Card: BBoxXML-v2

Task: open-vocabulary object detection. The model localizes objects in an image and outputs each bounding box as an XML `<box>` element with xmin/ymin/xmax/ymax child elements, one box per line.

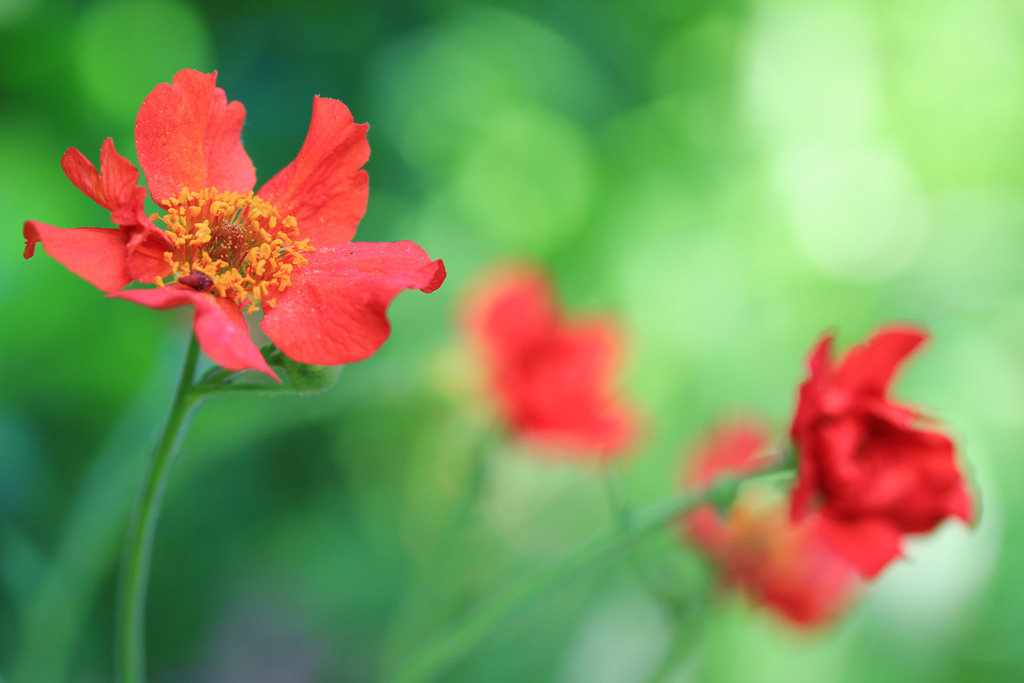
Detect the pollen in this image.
<box><xmin>155</xmin><ymin>187</ymin><xmax>314</xmax><ymax>313</ymax></box>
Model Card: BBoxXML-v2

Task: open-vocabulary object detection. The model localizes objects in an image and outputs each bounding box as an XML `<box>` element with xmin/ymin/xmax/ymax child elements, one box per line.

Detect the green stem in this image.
<box><xmin>449</xmin><ymin>423</ymin><xmax>501</xmax><ymax>530</ymax></box>
<box><xmin>601</xmin><ymin>461</ymin><xmax>633</xmax><ymax>528</ymax></box>
<box><xmin>644</xmin><ymin>581</ymin><xmax>711</xmax><ymax>683</ymax></box>
<box><xmin>378</xmin><ymin>418</ymin><xmax>500</xmax><ymax>668</ymax></box>
<box><xmin>600</xmin><ymin>464</ymin><xmax>688</xmax><ymax>614</ymax></box>
<box><xmin>644</xmin><ymin>616</ymin><xmax>701</xmax><ymax>683</ymax></box>
<box><xmin>115</xmin><ymin>336</ymin><xmax>203</xmax><ymax>683</ymax></box>
<box><xmin>387</xmin><ymin>464</ymin><xmax>792</xmax><ymax>683</ymax></box>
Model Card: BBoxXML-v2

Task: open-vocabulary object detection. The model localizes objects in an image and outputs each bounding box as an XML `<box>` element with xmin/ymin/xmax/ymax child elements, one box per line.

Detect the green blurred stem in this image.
<box><xmin>600</xmin><ymin>463</ymin><xmax>690</xmax><ymax>613</ymax></box>
<box><xmin>645</xmin><ymin>612</ymin><xmax>703</xmax><ymax>683</ymax></box>
<box><xmin>601</xmin><ymin>461</ymin><xmax>633</xmax><ymax>528</ymax></box>
<box><xmin>116</xmin><ymin>336</ymin><xmax>204</xmax><ymax>683</ymax></box>
<box><xmin>388</xmin><ymin>464</ymin><xmax>792</xmax><ymax>683</ymax></box>
<box><xmin>644</xmin><ymin>580</ymin><xmax>712</xmax><ymax>683</ymax></box>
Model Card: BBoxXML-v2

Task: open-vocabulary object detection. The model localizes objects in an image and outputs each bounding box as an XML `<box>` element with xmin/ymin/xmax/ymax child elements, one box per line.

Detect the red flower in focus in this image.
<box><xmin>464</xmin><ymin>266</ymin><xmax>637</xmax><ymax>459</ymax></box>
<box><xmin>24</xmin><ymin>70</ymin><xmax>445</xmax><ymax>379</ymax></box>
<box><xmin>790</xmin><ymin>326</ymin><xmax>973</xmax><ymax>578</ymax></box>
<box><xmin>684</xmin><ymin>422</ymin><xmax>857</xmax><ymax>627</ymax></box>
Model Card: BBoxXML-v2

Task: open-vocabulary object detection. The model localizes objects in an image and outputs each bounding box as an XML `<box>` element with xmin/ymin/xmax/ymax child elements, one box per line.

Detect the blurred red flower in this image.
<box><xmin>464</xmin><ymin>266</ymin><xmax>637</xmax><ymax>459</ymax></box>
<box><xmin>684</xmin><ymin>422</ymin><xmax>857</xmax><ymax>627</ymax></box>
<box><xmin>790</xmin><ymin>326</ymin><xmax>973</xmax><ymax>578</ymax></box>
<box><xmin>25</xmin><ymin>70</ymin><xmax>445</xmax><ymax>379</ymax></box>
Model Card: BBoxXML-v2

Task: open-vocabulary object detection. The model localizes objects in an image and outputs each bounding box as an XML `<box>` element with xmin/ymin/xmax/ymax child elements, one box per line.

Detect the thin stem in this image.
<box><xmin>601</xmin><ymin>461</ymin><xmax>633</xmax><ymax>528</ymax></box>
<box><xmin>116</xmin><ymin>336</ymin><xmax>203</xmax><ymax>683</ymax></box>
<box><xmin>449</xmin><ymin>423</ymin><xmax>501</xmax><ymax>531</ymax></box>
<box><xmin>600</xmin><ymin>464</ymin><xmax>689</xmax><ymax>614</ymax></box>
<box><xmin>387</xmin><ymin>464</ymin><xmax>792</xmax><ymax>683</ymax></box>
<box><xmin>644</xmin><ymin>584</ymin><xmax>711</xmax><ymax>683</ymax></box>
<box><xmin>378</xmin><ymin>417</ymin><xmax>500</xmax><ymax>668</ymax></box>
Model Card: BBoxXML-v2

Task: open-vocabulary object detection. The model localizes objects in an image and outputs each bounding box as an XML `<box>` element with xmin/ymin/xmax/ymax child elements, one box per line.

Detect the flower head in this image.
<box><xmin>789</xmin><ymin>326</ymin><xmax>973</xmax><ymax>578</ymax></box>
<box><xmin>25</xmin><ymin>70</ymin><xmax>445</xmax><ymax>379</ymax></box>
<box><xmin>684</xmin><ymin>422</ymin><xmax>858</xmax><ymax>627</ymax></box>
<box><xmin>463</xmin><ymin>265</ymin><xmax>637</xmax><ymax>459</ymax></box>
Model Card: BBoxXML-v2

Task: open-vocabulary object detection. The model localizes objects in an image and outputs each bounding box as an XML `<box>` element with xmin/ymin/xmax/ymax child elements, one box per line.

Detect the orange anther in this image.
<box><xmin>158</xmin><ymin>186</ymin><xmax>312</xmax><ymax>313</ymax></box>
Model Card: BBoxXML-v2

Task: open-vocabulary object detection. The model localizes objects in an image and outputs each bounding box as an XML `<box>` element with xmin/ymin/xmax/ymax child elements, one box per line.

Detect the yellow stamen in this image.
<box><xmin>155</xmin><ymin>187</ymin><xmax>314</xmax><ymax>310</ymax></box>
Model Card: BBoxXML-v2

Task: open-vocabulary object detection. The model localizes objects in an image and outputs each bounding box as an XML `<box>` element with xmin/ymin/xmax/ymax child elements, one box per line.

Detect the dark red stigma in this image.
<box><xmin>178</xmin><ymin>272</ymin><xmax>214</xmax><ymax>292</ymax></box>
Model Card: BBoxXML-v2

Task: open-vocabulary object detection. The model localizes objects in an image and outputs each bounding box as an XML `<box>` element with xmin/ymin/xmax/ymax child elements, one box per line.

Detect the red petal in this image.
<box><xmin>516</xmin><ymin>392</ymin><xmax>637</xmax><ymax>457</ymax></box>
<box><xmin>99</xmin><ymin>138</ymin><xmax>142</xmax><ymax>210</ymax></box>
<box><xmin>111</xmin><ymin>287</ymin><xmax>279</xmax><ymax>380</ymax></box>
<box><xmin>23</xmin><ymin>221</ymin><xmax>130</xmax><ymax>292</ymax></box>
<box><xmin>949</xmin><ymin>484</ymin><xmax>973</xmax><ymax>524</ymax></box>
<box><xmin>790</xmin><ymin>334</ymin><xmax>834</xmax><ymax>438</ymax></box>
<box><xmin>835</xmin><ymin>325</ymin><xmax>928</xmax><ymax>396</ymax></box>
<box><xmin>120</xmin><ymin>188</ymin><xmax>174</xmax><ymax>283</ymax></box>
<box><xmin>685</xmin><ymin>508</ymin><xmax>728</xmax><ymax>557</ymax></box>
<box><xmin>685</xmin><ymin>422</ymin><xmax>769</xmax><ymax>487</ymax></box>
<box><xmin>126</xmin><ymin>226</ymin><xmax>174</xmax><ymax>283</ymax></box>
<box><xmin>807</xmin><ymin>333</ymin><xmax>834</xmax><ymax>377</ymax></box>
<box><xmin>135</xmin><ymin>69</ymin><xmax>255</xmax><ymax>204</ymax></box>
<box><xmin>831</xmin><ymin>423</ymin><xmax>961</xmax><ymax>527</ymax></box>
<box><xmin>519</xmin><ymin>321</ymin><xmax>638</xmax><ymax>456</ymax></box>
<box><xmin>789</xmin><ymin>454</ymin><xmax>816</xmax><ymax>521</ymax></box>
<box><xmin>790</xmin><ymin>422</ymin><xmax>827</xmax><ymax>522</ymax></box>
<box><xmin>58</xmin><ymin>140</ymin><xmax>173</xmax><ymax>284</ymax></box>
<box><xmin>261</xmin><ymin>241</ymin><xmax>444</xmax><ymax>365</ymax></box>
<box><xmin>814</xmin><ymin>513</ymin><xmax>903</xmax><ymax>579</ymax></box>
<box><xmin>61</xmin><ymin>147</ymin><xmax>105</xmax><ymax>207</ymax></box>
<box><xmin>257</xmin><ymin>97</ymin><xmax>369</xmax><ymax>245</ymax></box>
<box><xmin>755</xmin><ymin>515</ymin><xmax>859</xmax><ymax>626</ymax></box>
<box><xmin>62</xmin><ymin>139</ymin><xmax>142</xmax><ymax>213</ymax></box>
<box><xmin>865</xmin><ymin>398</ymin><xmax>920</xmax><ymax>428</ymax></box>
<box><xmin>463</xmin><ymin>265</ymin><xmax>560</xmax><ymax>362</ymax></box>
<box><xmin>793</xmin><ymin>417</ymin><xmax>870</xmax><ymax>524</ymax></box>
<box><xmin>688</xmin><ymin>500</ymin><xmax>858</xmax><ymax>627</ymax></box>
<box><xmin>462</xmin><ymin>265</ymin><xmax>639</xmax><ymax>458</ymax></box>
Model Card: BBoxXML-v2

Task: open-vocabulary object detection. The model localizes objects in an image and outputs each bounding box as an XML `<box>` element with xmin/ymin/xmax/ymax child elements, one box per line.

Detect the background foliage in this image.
<box><xmin>0</xmin><ymin>0</ymin><xmax>1017</xmax><ymax>680</ymax></box>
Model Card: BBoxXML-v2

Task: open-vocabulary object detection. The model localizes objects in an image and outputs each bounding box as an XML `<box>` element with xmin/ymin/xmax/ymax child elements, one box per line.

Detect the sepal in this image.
<box><xmin>262</xmin><ymin>344</ymin><xmax>343</xmax><ymax>394</ymax></box>
<box><xmin>281</xmin><ymin>357</ymin><xmax>342</xmax><ymax>393</ymax></box>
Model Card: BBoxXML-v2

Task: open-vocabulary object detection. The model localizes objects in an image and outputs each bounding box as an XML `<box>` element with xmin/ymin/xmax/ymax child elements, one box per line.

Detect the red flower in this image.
<box><xmin>684</xmin><ymin>422</ymin><xmax>857</xmax><ymax>627</ymax></box>
<box><xmin>24</xmin><ymin>70</ymin><xmax>445</xmax><ymax>379</ymax></box>
<box><xmin>790</xmin><ymin>326</ymin><xmax>973</xmax><ymax>578</ymax></box>
<box><xmin>464</xmin><ymin>266</ymin><xmax>637</xmax><ymax>458</ymax></box>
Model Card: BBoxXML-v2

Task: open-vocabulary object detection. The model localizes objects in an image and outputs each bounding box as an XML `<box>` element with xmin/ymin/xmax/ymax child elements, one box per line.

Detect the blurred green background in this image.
<box><xmin>0</xmin><ymin>0</ymin><xmax>1017</xmax><ymax>680</ymax></box>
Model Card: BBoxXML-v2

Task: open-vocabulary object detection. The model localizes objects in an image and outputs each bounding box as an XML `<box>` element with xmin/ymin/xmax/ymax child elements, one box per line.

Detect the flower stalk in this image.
<box><xmin>387</xmin><ymin>463</ymin><xmax>793</xmax><ymax>683</ymax></box>
<box><xmin>116</xmin><ymin>335</ymin><xmax>204</xmax><ymax>683</ymax></box>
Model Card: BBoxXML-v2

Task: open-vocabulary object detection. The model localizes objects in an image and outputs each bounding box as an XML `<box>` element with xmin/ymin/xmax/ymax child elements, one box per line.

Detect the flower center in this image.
<box><xmin>155</xmin><ymin>187</ymin><xmax>314</xmax><ymax>312</ymax></box>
